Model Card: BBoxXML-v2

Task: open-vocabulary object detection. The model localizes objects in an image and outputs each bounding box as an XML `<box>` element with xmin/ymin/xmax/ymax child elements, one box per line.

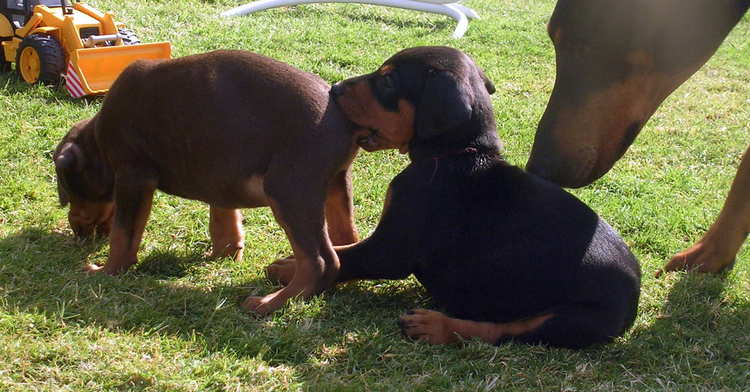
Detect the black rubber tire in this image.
<box><xmin>15</xmin><ymin>34</ymin><xmax>65</xmax><ymax>85</ymax></box>
<box><xmin>1</xmin><ymin>36</ymin><xmax>13</xmax><ymax>72</ymax></box>
<box><xmin>118</xmin><ymin>28</ymin><xmax>141</xmax><ymax>45</ymax></box>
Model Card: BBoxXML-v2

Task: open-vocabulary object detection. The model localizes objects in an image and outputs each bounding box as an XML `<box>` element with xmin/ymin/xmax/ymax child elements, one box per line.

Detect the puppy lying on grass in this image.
<box><xmin>270</xmin><ymin>46</ymin><xmax>642</xmax><ymax>348</ymax></box>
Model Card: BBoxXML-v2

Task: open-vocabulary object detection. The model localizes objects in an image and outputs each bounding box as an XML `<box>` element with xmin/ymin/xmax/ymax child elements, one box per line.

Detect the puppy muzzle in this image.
<box><xmin>354</xmin><ymin>128</ymin><xmax>380</xmax><ymax>151</ymax></box>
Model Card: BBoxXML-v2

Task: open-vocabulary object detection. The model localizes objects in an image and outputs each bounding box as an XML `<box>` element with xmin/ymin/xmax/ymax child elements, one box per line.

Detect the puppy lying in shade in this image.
<box><xmin>53</xmin><ymin>50</ymin><xmax>359</xmax><ymax>315</ymax></box>
<box><xmin>270</xmin><ymin>46</ymin><xmax>642</xmax><ymax>348</ymax></box>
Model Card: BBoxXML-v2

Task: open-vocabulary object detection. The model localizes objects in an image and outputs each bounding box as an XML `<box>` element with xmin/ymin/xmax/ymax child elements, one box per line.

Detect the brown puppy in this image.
<box><xmin>53</xmin><ymin>50</ymin><xmax>359</xmax><ymax>315</ymax></box>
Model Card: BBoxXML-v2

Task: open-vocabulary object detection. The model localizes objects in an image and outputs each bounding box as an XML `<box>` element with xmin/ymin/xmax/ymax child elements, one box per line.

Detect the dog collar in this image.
<box><xmin>427</xmin><ymin>147</ymin><xmax>480</xmax><ymax>183</ymax></box>
<box><xmin>431</xmin><ymin>147</ymin><xmax>479</xmax><ymax>160</ymax></box>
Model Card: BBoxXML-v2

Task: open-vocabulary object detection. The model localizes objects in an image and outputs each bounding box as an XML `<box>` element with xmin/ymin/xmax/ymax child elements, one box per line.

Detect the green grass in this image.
<box><xmin>1</xmin><ymin>0</ymin><xmax>749</xmax><ymax>390</ymax></box>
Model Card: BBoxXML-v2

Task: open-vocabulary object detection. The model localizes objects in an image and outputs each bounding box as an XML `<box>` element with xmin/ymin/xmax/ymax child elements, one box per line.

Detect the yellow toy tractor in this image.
<box><xmin>0</xmin><ymin>0</ymin><xmax>170</xmax><ymax>97</ymax></box>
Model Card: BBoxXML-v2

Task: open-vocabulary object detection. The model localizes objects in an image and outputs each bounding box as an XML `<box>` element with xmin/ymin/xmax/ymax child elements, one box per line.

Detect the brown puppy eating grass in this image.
<box><xmin>53</xmin><ymin>50</ymin><xmax>359</xmax><ymax>315</ymax></box>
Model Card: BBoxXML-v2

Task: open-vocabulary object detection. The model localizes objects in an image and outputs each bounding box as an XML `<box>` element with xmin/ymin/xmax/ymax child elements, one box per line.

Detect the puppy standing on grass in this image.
<box><xmin>271</xmin><ymin>46</ymin><xmax>642</xmax><ymax>348</ymax></box>
<box><xmin>53</xmin><ymin>50</ymin><xmax>359</xmax><ymax>315</ymax></box>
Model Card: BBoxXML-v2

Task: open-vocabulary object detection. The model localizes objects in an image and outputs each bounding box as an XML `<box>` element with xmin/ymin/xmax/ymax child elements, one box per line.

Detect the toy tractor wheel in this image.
<box><xmin>1</xmin><ymin>43</ymin><xmax>11</xmax><ymax>72</ymax></box>
<box><xmin>15</xmin><ymin>34</ymin><xmax>65</xmax><ymax>85</ymax></box>
<box><xmin>118</xmin><ymin>28</ymin><xmax>141</xmax><ymax>45</ymax></box>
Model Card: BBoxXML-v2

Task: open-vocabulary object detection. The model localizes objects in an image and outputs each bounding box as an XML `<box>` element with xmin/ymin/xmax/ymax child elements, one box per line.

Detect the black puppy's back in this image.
<box><xmin>330</xmin><ymin>46</ymin><xmax>641</xmax><ymax>348</ymax></box>
<box><xmin>403</xmin><ymin>153</ymin><xmax>641</xmax><ymax>347</ymax></box>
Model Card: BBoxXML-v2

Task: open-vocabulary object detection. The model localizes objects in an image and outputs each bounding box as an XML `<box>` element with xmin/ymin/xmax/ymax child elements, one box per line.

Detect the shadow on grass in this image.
<box><xmin>626</xmin><ymin>269</ymin><xmax>749</xmax><ymax>363</ymax></box>
<box><xmin>135</xmin><ymin>249</ymin><xmax>212</xmax><ymax>279</ymax></box>
<box><xmin>0</xmin><ymin>227</ymin><xmax>424</xmax><ymax>367</ymax></box>
<box><xmin>2</xmin><ymin>226</ymin><xmax>748</xmax><ymax>387</ymax></box>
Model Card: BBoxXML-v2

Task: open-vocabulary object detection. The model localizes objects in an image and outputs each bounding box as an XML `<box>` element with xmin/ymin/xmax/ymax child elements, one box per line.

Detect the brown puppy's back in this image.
<box><xmin>97</xmin><ymin>50</ymin><xmax>353</xmax><ymax>207</ymax></box>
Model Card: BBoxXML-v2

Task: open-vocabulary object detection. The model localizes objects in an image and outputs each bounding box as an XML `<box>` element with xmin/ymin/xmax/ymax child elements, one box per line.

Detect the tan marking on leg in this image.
<box><xmin>399</xmin><ymin>309</ymin><xmax>554</xmax><ymax>345</ymax></box>
<box><xmin>324</xmin><ymin>170</ymin><xmax>358</xmax><ymax>245</ymax></box>
<box><xmin>208</xmin><ymin>206</ymin><xmax>244</xmax><ymax>261</ymax></box>
<box><xmin>86</xmin><ymin>186</ymin><xmax>155</xmax><ymax>275</ymax></box>
<box><xmin>266</xmin><ymin>242</ymin><xmax>358</xmax><ymax>287</ymax></box>
<box><xmin>242</xmin><ymin>243</ymin><xmax>324</xmax><ymax>315</ymax></box>
<box><xmin>266</xmin><ymin>255</ymin><xmax>296</xmax><ymax>286</ymax></box>
<box><xmin>68</xmin><ymin>200</ymin><xmax>114</xmax><ymax>238</ymax></box>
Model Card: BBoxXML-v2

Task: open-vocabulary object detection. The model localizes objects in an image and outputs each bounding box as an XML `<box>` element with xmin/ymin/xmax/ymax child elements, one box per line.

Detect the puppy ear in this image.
<box><xmin>54</xmin><ymin>142</ymin><xmax>85</xmax><ymax>172</ymax></box>
<box><xmin>415</xmin><ymin>70</ymin><xmax>473</xmax><ymax>141</ymax></box>
<box><xmin>56</xmin><ymin>178</ymin><xmax>70</xmax><ymax>207</ymax></box>
<box><xmin>54</xmin><ymin>143</ymin><xmax>84</xmax><ymax>207</ymax></box>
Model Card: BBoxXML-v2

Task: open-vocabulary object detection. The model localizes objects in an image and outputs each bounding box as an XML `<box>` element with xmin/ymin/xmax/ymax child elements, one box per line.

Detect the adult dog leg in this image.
<box><xmin>85</xmin><ymin>171</ymin><xmax>157</xmax><ymax>275</ymax></box>
<box><xmin>208</xmin><ymin>206</ymin><xmax>244</xmax><ymax>261</ymax></box>
<box><xmin>659</xmin><ymin>144</ymin><xmax>750</xmax><ymax>276</ymax></box>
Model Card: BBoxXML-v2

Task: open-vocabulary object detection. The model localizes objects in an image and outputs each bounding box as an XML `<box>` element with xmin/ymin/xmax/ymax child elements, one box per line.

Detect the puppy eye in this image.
<box><xmin>377</xmin><ymin>74</ymin><xmax>396</xmax><ymax>95</ymax></box>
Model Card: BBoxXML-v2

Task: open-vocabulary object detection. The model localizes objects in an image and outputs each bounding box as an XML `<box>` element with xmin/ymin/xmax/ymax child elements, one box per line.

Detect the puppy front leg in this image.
<box><xmin>267</xmin><ymin>184</ymin><xmax>417</xmax><ymax>285</ymax></box>
<box><xmin>208</xmin><ymin>206</ymin><xmax>244</xmax><ymax>261</ymax></box>
<box><xmin>85</xmin><ymin>171</ymin><xmax>157</xmax><ymax>275</ymax></box>
<box><xmin>336</xmin><ymin>184</ymin><xmax>417</xmax><ymax>283</ymax></box>
<box><xmin>265</xmin><ymin>235</ymin><xmax>412</xmax><ymax>287</ymax></box>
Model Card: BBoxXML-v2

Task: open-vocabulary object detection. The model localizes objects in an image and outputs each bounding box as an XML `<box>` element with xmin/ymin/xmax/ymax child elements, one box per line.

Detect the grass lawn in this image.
<box><xmin>1</xmin><ymin>0</ymin><xmax>749</xmax><ymax>390</ymax></box>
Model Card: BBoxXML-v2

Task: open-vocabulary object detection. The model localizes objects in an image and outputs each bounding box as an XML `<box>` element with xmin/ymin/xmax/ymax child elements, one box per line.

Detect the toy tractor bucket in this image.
<box><xmin>68</xmin><ymin>42</ymin><xmax>171</xmax><ymax>96</ymax></box>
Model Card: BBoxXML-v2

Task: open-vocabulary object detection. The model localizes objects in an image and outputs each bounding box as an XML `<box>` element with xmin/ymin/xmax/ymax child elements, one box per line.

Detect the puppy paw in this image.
<box><xmin>398</xmin><ymin>309</ymin><xmax>458</xmax><ymax>345</ymax></box>
<box><xmin>241</xmin><ymin>296</ymin><xmax>271</xmax><ymax>315</ymax></box>
<box><xmin>208</xmin><ymin>244</ymin><xmax>244</xmax><ymax>261</ymax></box>
<box><xmin>83</xmin><ymin>263</ymin><xmax>104</xmax><ymax>274</ymax></box>
<box><xmin>241</xmin><ymin>291</ymin><xmax>287</xmax><ymax>316</ymax></box>
<box><xmin>266</xmin><ymin>256</ymin><xmax>296</xmax><ymax>286</ymax></box>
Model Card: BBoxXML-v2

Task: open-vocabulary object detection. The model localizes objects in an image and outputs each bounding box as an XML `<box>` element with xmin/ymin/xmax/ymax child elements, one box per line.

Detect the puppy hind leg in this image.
<box><xmin>325</xmin><ymin>168</ymin><xmax>359</xmax><ymax>246</ymax></box>
<box><xmin>242</xmin><ymin>178</ymin><xmax>337</xmax><ymax>315</ymax></box>
<box><xmin>208</xmin><ymin>206</ymin><xmax>244</xmax><ymax>261</ymax></box>
<box><xmin>243</xmin><ymin>221</ymin><xmax>332</xmax><ymax>314</ymax></box>
<box><xmin>266</xmin><ymin>168</ymin><xmax>355</xmax><ymax>286</ymax></box>
<box><xmin>85</xmin><ymin>171</ymin><xmax>157</xmax><ymax>275</ymax></box>
<box><xmin>398</xmin><ymin>309</ymin><xmax>553</xmax><ymax>346</ymax></box>
<box><xmin>507</xmin><ymin>303</ymin><xmax>627</xmax><ymax>349</ymax></box>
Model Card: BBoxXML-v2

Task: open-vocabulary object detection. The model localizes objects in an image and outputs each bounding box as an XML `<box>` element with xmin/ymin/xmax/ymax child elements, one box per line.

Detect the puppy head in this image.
<box><xmin>331</xmin><ymin>46</ymin><xmax>495</xmax><ymax>153</ymax></box>
<box><xmin>53</xmin><ymin>118</ymin><xmax>114</xmax><ymax>239</ymax></box>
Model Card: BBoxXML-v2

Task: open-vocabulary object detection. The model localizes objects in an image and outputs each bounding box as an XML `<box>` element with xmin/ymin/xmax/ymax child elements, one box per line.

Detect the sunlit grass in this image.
<box><xmin>1</xmin><ymin>0</ymin><xmax>748</xmax><ymax>390</ymax></box>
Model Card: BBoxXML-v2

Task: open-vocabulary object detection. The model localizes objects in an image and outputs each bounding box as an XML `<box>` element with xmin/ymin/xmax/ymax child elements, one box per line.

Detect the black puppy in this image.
<box><xmin>270</xmin><ymin>46</ymin><xmax>642</xmax><ymax>348</ymax></box>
